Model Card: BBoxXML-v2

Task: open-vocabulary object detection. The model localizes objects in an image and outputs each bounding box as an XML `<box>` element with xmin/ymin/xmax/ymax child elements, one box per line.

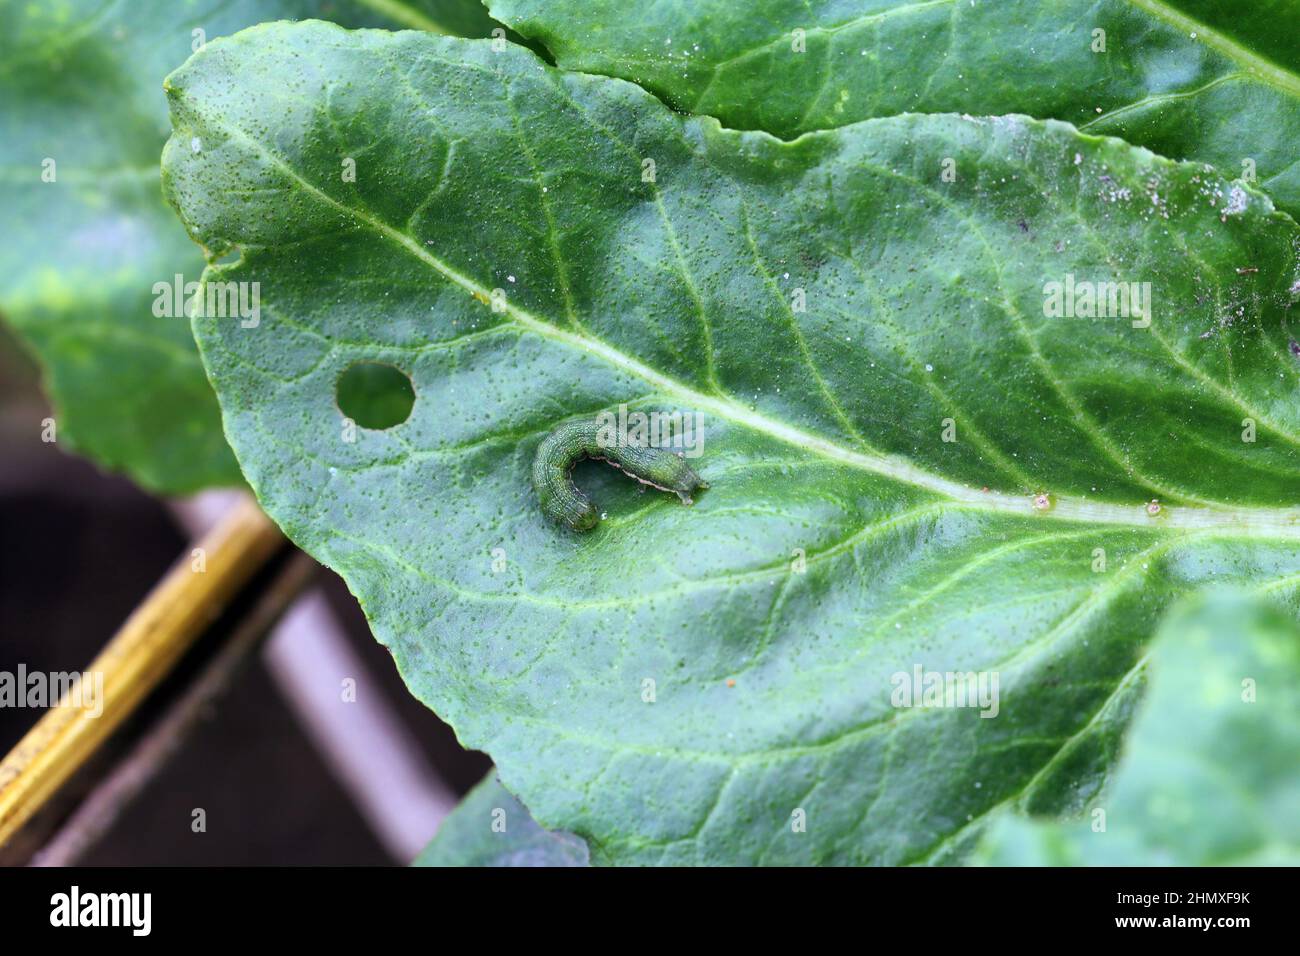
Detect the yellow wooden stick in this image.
<box><xmin>0</xmin><ymin>494</ymin><xmax>284</xmax><ymax>847</ymax></box>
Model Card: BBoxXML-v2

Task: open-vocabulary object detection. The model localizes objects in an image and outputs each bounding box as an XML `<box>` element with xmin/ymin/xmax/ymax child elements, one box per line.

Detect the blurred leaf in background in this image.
<box><xmin>976</xmin><ymin>591</ymin><xmax>1300</xmax><ymax>866</ymax></box>
<box><xmin>0</xmin><ymin>0</ymin><xmax>496</xmax><ymax>493</ymax></box>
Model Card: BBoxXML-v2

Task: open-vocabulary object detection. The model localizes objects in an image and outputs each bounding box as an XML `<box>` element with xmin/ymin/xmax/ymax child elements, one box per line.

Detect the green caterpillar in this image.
<box><xmin>532</xmin><ymin>418</ymin><xmax>709</xmax><ymax>531</ymax></box>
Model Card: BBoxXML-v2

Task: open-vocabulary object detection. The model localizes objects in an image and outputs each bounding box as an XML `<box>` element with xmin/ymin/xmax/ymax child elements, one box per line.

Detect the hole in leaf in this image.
<box><xmin>335</xmin><ymin>362</ymin><xmax>415</xmax><ymax>429</ymax></box>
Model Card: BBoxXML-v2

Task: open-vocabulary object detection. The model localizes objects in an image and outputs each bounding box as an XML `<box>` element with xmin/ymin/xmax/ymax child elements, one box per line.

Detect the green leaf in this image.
<box><xmin>975</xmin><ymin>590</ymin><xmax>1300</xmax><ymax>865</ymax></box>
<box><xmin>487</xmin><ymin>0</ymin><xmax>1300</xmax><ymax>218</ymax></box>
<box><xmin>414</xmin><ymin>774</ymin><xmax>590</xmax><ymax>866</ymax></box>
<box><xmin>0</xmin><ymin>0</ymin><xmax>489</xmax><ymax>492</ymax></box>
<box><xmin>162</xmin><ymin>23</ymin><xmax>1300</xmax><ymax>864</ymax></box>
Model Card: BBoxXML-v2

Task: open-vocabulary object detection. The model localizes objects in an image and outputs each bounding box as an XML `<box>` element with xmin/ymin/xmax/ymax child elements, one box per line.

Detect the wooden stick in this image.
<box><xmin>0</xmin><ymin>494</ymin><xmax>284</xmax><ymax>847</ymax></box>
<box><xmin>30</xmin><ymin>550</ymin><xmax>318</xmax><ymax>865</ymax></box>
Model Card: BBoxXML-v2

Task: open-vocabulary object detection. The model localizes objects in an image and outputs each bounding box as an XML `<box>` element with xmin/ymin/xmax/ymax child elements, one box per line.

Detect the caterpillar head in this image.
<box><xmin>571</xmin><ymin>500</ymin><xmax>600</xmax><ymax>531</ymax></box>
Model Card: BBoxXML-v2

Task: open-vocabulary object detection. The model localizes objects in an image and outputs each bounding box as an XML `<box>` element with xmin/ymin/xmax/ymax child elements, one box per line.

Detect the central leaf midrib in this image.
<box><xmin>197</xmin><ymin>111</ymin><xmax>1300</xmax><ymax>539</ymax></box>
